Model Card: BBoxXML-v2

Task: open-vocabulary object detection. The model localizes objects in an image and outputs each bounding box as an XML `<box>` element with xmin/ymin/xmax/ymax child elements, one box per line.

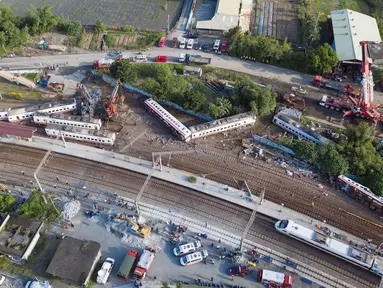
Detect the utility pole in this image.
<box><xmin>167</xmin><ymin>14</ymin><xmax>170</xmax><ymax>32</ymax></box>
<box><xmin>152</xmin><ymin>150</ymin><xmax>196</xmax><ymax>171</ymax></box>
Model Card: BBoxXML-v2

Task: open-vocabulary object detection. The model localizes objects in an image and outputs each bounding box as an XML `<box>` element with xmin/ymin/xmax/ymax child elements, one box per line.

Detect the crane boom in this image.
<box><xmin>360</xmin><ymin>41</ymin><xmax>374</xmax><ymax>107</ymax></box>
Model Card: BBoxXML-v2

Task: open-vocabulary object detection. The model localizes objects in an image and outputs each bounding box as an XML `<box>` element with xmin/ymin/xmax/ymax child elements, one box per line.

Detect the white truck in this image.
<box><xmin>179</xmin><ymin>53</ymin><xmax>186</xmax><ymax>62</ymax></box>
<box><xmin>97</xmin><ymin>258</ymin><xmax>115</xmax><ymax>284</ymax></box>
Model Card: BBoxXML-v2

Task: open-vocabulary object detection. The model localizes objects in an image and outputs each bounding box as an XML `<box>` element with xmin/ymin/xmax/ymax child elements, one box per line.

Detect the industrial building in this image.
<box><xmin>46</xmin><ymin>236</ymin><xmax>101</xmax><ymax>286</ymax></box>
<box><xmin>0</xmin><ymin>213</ymin><xmax>43</xmax><ymax>261</ymax></box>
<box><xmin>196</xmin><ymin>0</ymin><xmax>241</xmax><ymax>32</ymax></box>
<box><xmin>331</xmin><ymin>9</ymin><xmax>381</xmax><ymax>63</ymax></box>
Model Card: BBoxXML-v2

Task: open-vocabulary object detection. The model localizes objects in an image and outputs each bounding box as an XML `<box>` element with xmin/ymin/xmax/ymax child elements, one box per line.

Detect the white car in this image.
<box><xmin>179</xmin><ymin>53</ymin><xmax>186</xmax><ymax>62</ymax></box>
<box><xmin>0</xmin><ymin>275</ymin><xmax>5</xmax><ymax>285</ymax></box>
<box><xmin>179</xmin><ymin>38</ymin><xmax>186</xmax><ymax>49</ymax></box>
<box><xmin>187</xmin><ymin>39</ymin><xmax>194</xmax><ymax>49</ymax></box>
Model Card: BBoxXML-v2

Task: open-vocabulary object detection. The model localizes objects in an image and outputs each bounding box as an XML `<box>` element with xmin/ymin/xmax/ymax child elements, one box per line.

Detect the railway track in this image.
<box><xmin>168</xmin><ymin>152</ymin><xmax>383</xmax><ymax>242</ymax></box>
<box><xmin>0</xmin><ymin>147</ymin><xmax>379</xmax><ymax>287</ymax></box>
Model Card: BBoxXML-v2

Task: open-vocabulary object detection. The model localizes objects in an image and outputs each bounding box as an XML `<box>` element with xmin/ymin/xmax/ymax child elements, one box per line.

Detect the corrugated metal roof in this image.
<box><xmin>331</xmin><ymin>9</ymin><xmax>381</xmax><ymax>61</ymax></box>
<box><xmin>196</xmin><ymin>0</ymin><xmax>240</xmax><ymax>31</ymax></box>
<box><xmin>0</xmin><ymin>122</ymin><xmax>36</xmax><ymax>138</ymax></box>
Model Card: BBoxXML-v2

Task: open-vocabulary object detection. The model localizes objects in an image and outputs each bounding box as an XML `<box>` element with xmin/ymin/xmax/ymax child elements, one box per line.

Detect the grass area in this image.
<box><xmin>339</xmin><ymin>0</ymin><xmax>371</xmax><ymax>14</ymax></box>
<box><xmin>0</xmin><ymin>80</ymin><xmax>41</xmax><ymax>100</ymax></box>
<box><xmin>89</xmin><ymin>33</ymin><xmax>98</xmax><ymax>50</ymax></box>
<box><xmin>22</xmin><ymin>72</ymin><xmax>40</xmax><ymax>82</ymax></box>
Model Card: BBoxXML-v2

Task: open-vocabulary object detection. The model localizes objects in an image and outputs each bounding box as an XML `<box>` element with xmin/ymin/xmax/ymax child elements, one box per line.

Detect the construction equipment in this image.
<box><xmin>282</xmin><ymin>93</ymin><xmax>306</xmax><ymax>111</ymax></box>
<box><xmin>47</xmin><ymin>82</ymin><xmax>65</xmax><ymax>93</ymax></box>
<box><xmin>113</xmin><ymin>214</ymin><xmax>151</xmax><ymax>238</ymax></box>
<box><xmin>343</xmin><ymin>41</ymin><xmax>381</xmax><ymax>123</ymax></box>
<box><xmin>77</xmin><ymin>84</ymin><xmax>101</xmax><ymax>118</ymax></box>
<box><xmin>104</xmin><ymin>81</ymin><xmax>122</xmax><ymax>119</ymax></box>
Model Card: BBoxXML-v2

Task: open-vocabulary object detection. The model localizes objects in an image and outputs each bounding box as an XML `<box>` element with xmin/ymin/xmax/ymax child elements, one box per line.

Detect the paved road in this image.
<box><xmin>0</xmin><ymin>48</ymin><xmax>312</xmax><ymax>86</ymax></box>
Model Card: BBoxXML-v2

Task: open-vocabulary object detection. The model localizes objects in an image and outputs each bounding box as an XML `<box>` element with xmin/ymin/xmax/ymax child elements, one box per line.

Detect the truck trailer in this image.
<box><xmin>185</xmin><ymin>54</ymin><xmax>211</xmax><ymax>65</ymax></box>
<box><xmin>133</xmin><ymin>248</ymin><xmax>155</xmax><ymax>280</ymax></box>
<box><xmin>117</xmin><ymin>250</ymin><xmax>138</xmax><ymax>281</ymax></box>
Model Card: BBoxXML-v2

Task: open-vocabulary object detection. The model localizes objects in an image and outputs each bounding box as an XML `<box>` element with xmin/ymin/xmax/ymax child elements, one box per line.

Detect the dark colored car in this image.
<box><xmin>220</xmin><ymin>40</ymin><xmax>228</xmax><ymax>53</ymax></box>
<box><xmin>172</xmin><ymin>37</ymin><xmax>178</xmax><ymax>48</ymax></box>
<box><xmin>228</xmin><ymin>265</ymin><xmax>252</xmax><ymax>277</ymax></box>
<box><xmin>202</xmin><ymin>44</ymin><xmax>211</xmax><ymax>52</ymax></box>
<box><xmin>184</xmin><ymin>32</ymin><xmax>199</xmax><ymax>39</ymax></box>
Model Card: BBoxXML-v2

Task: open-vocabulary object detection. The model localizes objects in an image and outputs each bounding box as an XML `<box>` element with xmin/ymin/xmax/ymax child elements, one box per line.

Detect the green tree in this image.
<box><xmin>161</xmin><ymin>282</ymin><xmax>170</xmax><ymax>288</ymax></box>
<box><xmin>27</xmin><ymin>5</ymin><xmax>58</xmax><ymax>36</ymax></box>
<box><xmin>94</xmin><ymin>21</ymin><xmax>107</xmax><ymax>34</ymax></box>
<box><xmin>182</xmin><ymin>90</ymin><xmax>207</xmax><ymax>111</ymax></box>
<box><xmin>293</xmin><ymin>139</ymin><xmax>318</xmax><ymax>164</ymax></box>
<box><xmin>58</xmin><ymin>17</ymin><xmax>82</xmax><ymax>37</ymax></box>
<box><xmin>309</xmin><ymin>43</ymin><xmax>338</xmax><ymax>75</ymax></box>
<box><xmin>209</xmin><ymin>98</ymin><xmax>232</xmax><ymax>118</ymax></box>
<box><xmin>122</xmin><ymin>24</ymin><xmax>135</xmax><ymax>36</ymax></box>
<box><xmin>176</xmin><ymin>282</ymin><xmax>183</xmax><ymax>288</ymax></box>
<box><xmin>0</xmin><ymin>194</ymin><xmax>16</xmax><ymax>213</ymax></box>
<box><xmin>317</xmin><ymin>144</ymin><xmax>349</xmax><ymax>175</ymax></box>
<box><xmin>109</xmin><ymin>60</ymin><xmax>137</xmax><ymax>83</ymax></box>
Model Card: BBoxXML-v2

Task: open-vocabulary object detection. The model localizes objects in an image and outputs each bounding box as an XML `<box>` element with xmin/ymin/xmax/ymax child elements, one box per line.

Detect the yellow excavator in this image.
<box><xmin>113</xmin><ymin>215</ymin><xmax>151</xmax><ymax>238</ymax></box>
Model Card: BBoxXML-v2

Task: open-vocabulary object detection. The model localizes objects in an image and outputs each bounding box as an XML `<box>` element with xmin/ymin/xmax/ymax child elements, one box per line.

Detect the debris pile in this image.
<box><xmin>61</xmin><ymin>200</ymin><xmax>81</xmax><ymax>221</ymax></box>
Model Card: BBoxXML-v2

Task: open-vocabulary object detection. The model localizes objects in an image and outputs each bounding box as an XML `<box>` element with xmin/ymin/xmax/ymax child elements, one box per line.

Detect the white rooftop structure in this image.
<box><xmin>331</xmin><ymin>9</ymin><xmax>381</xmax><ymax>62</ymax></box>
<box><xmin>196</xmin><ymin>0</ymin><xmax>240</xmax><ymax>31</ymax></box>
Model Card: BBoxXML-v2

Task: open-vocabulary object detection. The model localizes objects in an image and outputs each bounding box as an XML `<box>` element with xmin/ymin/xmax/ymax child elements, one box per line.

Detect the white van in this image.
<box><xmin>179</xmin><ymin>53</ymin><xmax>186</xmax><ymax>63</ymax></box>
<box><xmin>213</xmin><ymin>39</ymin><xmax>220</xmax><ymax>51</ymax></box>
<box><xmin>173</xmin><ymin>241</ymin><xmax>201</xmax><ymax>256</ymax></box>
<box><xmin>180</xmin><ymin>250</ymin><xmax>208</xmax><ymax>266</ymax></box>
<box><xmin>179</xmin><ymin>38</ymin><xmax>186</xmax><ymax>49</ymax></box>
<box><xmin>187</xmin><ymin>39</ymin><xmax>194</xmax><ymax>49</ymax></box>
<box><xmin>133</xmin><ymin>55</ymin><xmax>148</xmax><ymax>62</ymax></box>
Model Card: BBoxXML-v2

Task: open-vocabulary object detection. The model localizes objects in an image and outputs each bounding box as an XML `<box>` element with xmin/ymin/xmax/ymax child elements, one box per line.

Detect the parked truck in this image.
<box><xmin>319</xmin><ymin>94</ymin><xmax>353</xmax><ymax>111</ymax></box>
<box><xmin>257</xmin><ymin>269</ymin><xmax>293</xmax><ymax>288</ymax></box>
<box><xmin>185</xmin><ymin>54</ymin><xmax>211</xmax><ymax>65</ymax></box>
<box><xmin>133</xmin><ymin>248</ymin><xmax>155</xmax><ymax>280</ymax></box>
<box><xmin>117</xmin><ymin>250</ymin><xmax>139</xmax><ymax>281</ymax></box>
<box><xmin>97</xmin><ymin>258</ymin><xmax>115</xmax><ymax>284</ymax></box>
<box><xmin>312</xmin><ymin>75</ymin><xmax>342</xmax><ymax>93</ymax></box>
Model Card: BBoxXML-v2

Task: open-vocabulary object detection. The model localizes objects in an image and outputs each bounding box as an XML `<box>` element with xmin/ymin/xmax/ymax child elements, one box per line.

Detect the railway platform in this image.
<box><xmin>0</xmin><ymin>136</ymin><xmax>376</xmax><ymax>248</ymax></box>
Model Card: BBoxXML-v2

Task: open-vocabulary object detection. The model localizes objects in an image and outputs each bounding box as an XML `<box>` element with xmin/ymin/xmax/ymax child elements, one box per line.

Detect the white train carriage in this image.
<box><xmin>337</xmin><ymin>175</ymin><xmax>383</xmax><ymax>211</ymax></box>
<box><xmin>0</xmin><ymin>108</ymin><xmax>10</xmax><ymax>121</ymax></box>
<box><xmin>180</xmin><ymin>250</ymin><xmax>208</xmax><ymax>266</ymax></box>
<box><xmin>144</xmin><ymin>98</ymin><xmax>192</xmax><ymax>142</ymax></box>
<box><xmin>275</xmin><ymin>220</ymin><xmax>383</xmax><ymax>276</ymax></box>
<box><xmin>189</xmin><ymin>112</ymin><xmax>256</xmax><ymax>140</ymax></box>
<box><xmin>34</xmin><ymin>112</ymin><xmax>102</xmax><ymax>130</ymax></box>
<box><xmin>173</xmin><ymin>241</ymin><xmax>202</xmax><ymax>256</ymax></box>
<box><xmin>45</xmin><ymin>124</ymin><xmax>115</xmax><ymax>146</ymax></box>
<box><xmin>272</xmin><ymin>114</ymin><xmax>332</xmax><ymax>145</ymax></box>
<box><xmin>8</xmin><ymin>99</ymin><xmax>77</xmax><ymax>122</ymax></box>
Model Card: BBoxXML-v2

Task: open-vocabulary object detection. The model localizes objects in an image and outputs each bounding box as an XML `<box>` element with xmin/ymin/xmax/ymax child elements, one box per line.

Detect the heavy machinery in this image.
<box><xmin>77</xmin><ymin>84</ymin><xmax>101</xmax><ymax>118</ymax></box>
<box><xmin>282</xmin><ymin>93</ymin><xmax>305</xmax><ymax>111</ymax></box>
<box><xmin>104</xmin><ymin>81</ymin><xmax>123</xmax><ymax>119</ymax></box>
<box><xmin>47</xmin><ymin>82</ymin><xmax>65</xmax><ymax>93</ymax></box>
<box><xmin>113</xmin><ymin>214</ymin><xmax>151</xmax><ymax>238</ymax></box>
<box><xmin>343</xmin><ymin>41</ymin><xmax>381</xmax><ymax>123</ymax></box>
<box><xmin>117</xmin><ymin>250</ymin><xmax>138</xmax><ymax>281</ymax></box>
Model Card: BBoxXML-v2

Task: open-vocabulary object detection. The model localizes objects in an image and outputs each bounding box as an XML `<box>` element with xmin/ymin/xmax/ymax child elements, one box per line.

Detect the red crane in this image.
<box><xmin>343</xmin><ymin>41</ymin><xmax>381</xmax><ymax>123</ymax></box>
<box><xmin>104</xmin><ymin>80</ymin><xmax>121</xmax><ymax>119</ymax></box>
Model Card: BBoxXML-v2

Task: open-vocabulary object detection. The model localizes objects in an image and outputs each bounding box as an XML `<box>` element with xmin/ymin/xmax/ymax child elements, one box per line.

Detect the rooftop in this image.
<box><xmin>35</xmin><ymin>112</ymin><xmax>101</xmax><ymax>125</ymax></box>
<box><xmin>196</xmin><ymin>0</ymin><xmax>240</xmax><ymax>31</ymax></box>
<box><xmin>46</xmin><ymin>236</ymin><xmax>101</xmax><ymax>285</ymax></box>
<box><xmin>46</xmin><ymin>124</ymin><xmax>115</xmax><ymax>138</ymax></box>
<box><xmin>0</xmin><ymin>213</ymin><xmax>43</xmax><ymax>258</ymax></box>
<box><xmin>189</xmin><ymin>112</ymin><xmax>255</xmax><ymax>132</ymax></box>
<box><xmin>0</xmin><ymin>122</ymin><xmax>37</xmax><ymax>138</ymax></box>
<box><xmin>331</xmin><ymin>9</ymin><xmax>381</xmax><ymax>61</ymax></box>
<box><xmin>8</xmin><ymin>99</ymin><xmax>76</xmax><ymax>117</ymax></box>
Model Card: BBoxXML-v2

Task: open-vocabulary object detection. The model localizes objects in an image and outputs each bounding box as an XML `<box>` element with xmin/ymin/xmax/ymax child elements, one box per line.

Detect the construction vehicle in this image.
<box><xmin>96</xmin><ymin>258</ymin><xmax>115</xmax><ymax>284</ymax></box>
<box><xmin>0</xmin><ymin>184</ymin><xmax>6</xmax><ymax>191</ymax></box>
<box><xmin>113</xmin><ymin>214</ymin><xmax>151</xmax><ymax>238</ymax></box>
<box><xmin>343</xmin><ymin>41</ymin><xmax>381</xmax><ymax>122</ymax></box>
<box><xmin>77</xmin><ymin>83</ymin><xmax>101</xmax><ymax>118</ymax></box>
<box><xmin>38</xmin><ymin>40</ymin><xmax>66</xmax><ymax>52</ymax></box>
<box><xmin>312</xmin><ymin>75</ymin><xmax>342</xmax><ymax>93</ymax></box>
<box><xmin>104</xmin><ymin>81</ymin><xmax>122</xmax><ymax>119</ymax></box>
<box><xmin>47</xmin><ymin>82</ymin><xmax>65</xmax><ymax>93</ymax></box>
<box><xmin>133</xmin><ymin>248</ymin><xmax>155</xmax><ymax>280</ymax></box>
<box><xmin>185</xmin><ymin>54</ymin><xmax>211</xmax><ymax>65</ymax></box>
<box><xmin>117</xmin><ymin>250</ymin><xmax>139</xmax><ymax>281</ymax></box>
<box><xmin>282</xmin><ymin>93</ymin><xmax>305</xmax><ymax>111</ymax></box>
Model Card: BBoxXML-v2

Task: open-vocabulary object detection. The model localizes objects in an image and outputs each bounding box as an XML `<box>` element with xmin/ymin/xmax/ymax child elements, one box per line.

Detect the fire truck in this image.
<box><xmin>93</xmin><ymin>59</ymin><xmax>115</xmax><ymax>70</ymax></box>
<box><xmin>258</xmin><ymin>269</ymin><xmax>293</xmax><ymax>288</ymax></box>
<box><xmin>133</xmin><ymin>248</ymin><xmax>155</xmax><ymax>280</ymax></box>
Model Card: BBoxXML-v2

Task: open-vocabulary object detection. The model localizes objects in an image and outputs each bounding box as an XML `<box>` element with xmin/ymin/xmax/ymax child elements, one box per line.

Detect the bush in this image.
<box><xmin>188</xmin><ymin>176</ymin><xmax>197</xmax><ymax>183</ymax></box>
<box><xmin>0</xmin><ymin>194</ymin><xmax>16</xmax><ymax>213</ymax></box>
